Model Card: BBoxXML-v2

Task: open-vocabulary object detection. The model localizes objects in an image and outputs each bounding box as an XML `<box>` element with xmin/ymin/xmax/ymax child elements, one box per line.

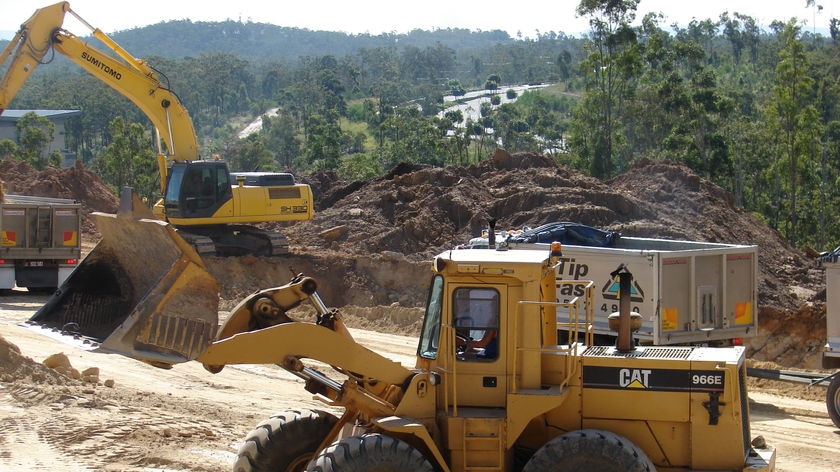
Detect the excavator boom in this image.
<box><xmin>0</xmin><ymin>1</ymin><xmax>198</xmax><ymax>190</ymax></box>
<box><xmin>1</xmin><ymin>2</ymin><xmax>315</xmax><ymax>256</ymax></box>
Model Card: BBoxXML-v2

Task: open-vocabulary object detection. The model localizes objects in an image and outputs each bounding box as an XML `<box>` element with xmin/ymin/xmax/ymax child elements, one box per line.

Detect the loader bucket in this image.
<box><xmin>28</xmin><ymin>189</ymin><xmax>220</xmax><ymax>368</ymax></box>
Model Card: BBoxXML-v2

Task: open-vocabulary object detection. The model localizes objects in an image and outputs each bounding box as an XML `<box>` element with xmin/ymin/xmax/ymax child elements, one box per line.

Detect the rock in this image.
<box><xmin>319</xmin><ymin>225</ymin><xmax>349</xmax><ymax>240</ymax></box>
<box><xmin>81</xmin><ymin>367</ymin><xmax>100</xmax><ymax>384</ymax></box>
<box><xmin>43</xmin><ymin>352</ymin><xmax>72</xmax><ymax>370</ymax></box>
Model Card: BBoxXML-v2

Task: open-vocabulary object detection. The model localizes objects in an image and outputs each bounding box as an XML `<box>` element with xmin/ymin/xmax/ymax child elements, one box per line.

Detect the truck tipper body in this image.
<box><xmin>0</xmin><ymin>193</ymin><xmax>82</xmax><ymax>291</ymax></box>
<box><xmin>466</xmin><ymin>227</ymin><xmax>758</xmax><ymax>346</ymax></box>
<box><xmin>823</xmin><ymin>255</ymin><xmax>840</xmax><ymax>367</ymax></box>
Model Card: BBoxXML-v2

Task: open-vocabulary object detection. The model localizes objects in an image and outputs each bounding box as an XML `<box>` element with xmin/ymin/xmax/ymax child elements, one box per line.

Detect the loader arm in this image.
<box><xmin>0</xmin><ymin>1</ymin><xmax>199</xmax><ymax>192</ymax></box>
<box><xmin>201</xmin><ymin>275</ymin><xmax>412</xmax><ymax>386</ymax></box>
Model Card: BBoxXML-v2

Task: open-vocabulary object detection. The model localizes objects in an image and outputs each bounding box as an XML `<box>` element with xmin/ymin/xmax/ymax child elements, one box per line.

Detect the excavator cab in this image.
<box><xmin>164</xmin><ymin>161</ymin><xmax>233</xmax><ymax>219</ymax></box>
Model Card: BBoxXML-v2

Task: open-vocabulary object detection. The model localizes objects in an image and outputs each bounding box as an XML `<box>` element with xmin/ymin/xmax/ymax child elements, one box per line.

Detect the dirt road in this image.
<box><xmin>1</xmin><ymin>291</ymin><xmax>837</xmax><ymax>471</ymax></box>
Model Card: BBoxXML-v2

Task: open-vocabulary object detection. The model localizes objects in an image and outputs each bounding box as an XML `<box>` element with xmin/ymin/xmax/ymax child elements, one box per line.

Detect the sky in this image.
<box><xmin>0</xmin><ymin>0</ymin><xmax>837</xmax><ymax>40</ymax></box>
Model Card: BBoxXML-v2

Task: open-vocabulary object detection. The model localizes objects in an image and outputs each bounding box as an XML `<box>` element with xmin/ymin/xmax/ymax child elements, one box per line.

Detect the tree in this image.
<box><xmin>764</xmin><ymin>20</ymin><xmax>822</xmax><ymax>246</ymax></box>
<box><xmin>92</xmin><ymin>117</ymin><xmax>158</xmax><ymax>202</ymax></box>
<box><xmin>574</xmin><ymin>0</ymin><xmax>642</xmax><ymax>178</ymax></box>
<box><xmin>15</xmin><ymin>112</ymin><xmax>55</xmax><ymax>168</ymax></box>
<box><xmin>0</xmin><ymin>140</ymin><xmax>18</xmax><ymax>160</ymax></box>
<box><xmin>227</xmin><ymin>133</ymin><xmax>276</xmax><ymax>172</ymax></box>
<box><xmin>303</xmin><ymin>111</ymin><xmax>343</xmax><ymax>170</ymax></box>
<box><xmin>261</xmin><ymin>113</ymin><xmax>302</xmax><ymax>169</ymax></box>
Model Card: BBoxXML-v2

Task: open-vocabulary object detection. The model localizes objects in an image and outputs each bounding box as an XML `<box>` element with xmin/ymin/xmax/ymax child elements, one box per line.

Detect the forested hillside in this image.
<box><xmin>2</xmin><ymin>1</ymin><xmax>840</xmax><ymax>252</ymax></box>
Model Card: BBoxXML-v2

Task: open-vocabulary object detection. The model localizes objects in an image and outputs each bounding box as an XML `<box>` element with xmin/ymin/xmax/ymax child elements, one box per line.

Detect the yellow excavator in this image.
<box><xmin>0</xmin><ymin>2</ymin><xmax>314</xmax><ymax>256</ymax></box>
<box><xmin>27</xmin><ymin>193</ymin><xmax>777</xmax><ymax>472</ymax></box>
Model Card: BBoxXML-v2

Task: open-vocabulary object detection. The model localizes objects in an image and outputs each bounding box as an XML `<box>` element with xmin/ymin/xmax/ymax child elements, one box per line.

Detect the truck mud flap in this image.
<box><xmin>28</xmin><ymin>191</ymin><xmax>220</xmax><ymax>368</ymax></box>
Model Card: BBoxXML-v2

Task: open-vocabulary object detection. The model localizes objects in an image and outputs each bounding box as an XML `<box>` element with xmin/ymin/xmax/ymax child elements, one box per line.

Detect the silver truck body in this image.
<box><xmin>0</xmin><ymin>194</ymin><xmax>82</xmax><ymax>290</ymax></box>
<box><xmin>824</xmin><ymin>260</ymin><xmax>840</xmax><ymax>367</ymax></box>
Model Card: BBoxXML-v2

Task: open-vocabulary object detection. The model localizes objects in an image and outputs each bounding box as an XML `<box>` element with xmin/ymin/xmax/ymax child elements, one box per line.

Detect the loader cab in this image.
<box><xmin>417</xmin><ymin>247</ymin><xmax>562</xmax><ymax>409</ymax></box>
<box><xmin>164</xmin><ymin>161</ymin><xmax>233</xmax><ymax>219</ymax></box>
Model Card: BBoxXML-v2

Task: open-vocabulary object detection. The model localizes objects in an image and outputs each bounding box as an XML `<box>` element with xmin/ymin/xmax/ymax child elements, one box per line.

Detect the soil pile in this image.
<box><xmin>0</xmin><ymin>334</ymin><xmax>67</xmax><ymax>385</ymax></box>
<box><xmin>0</xmin><ymin>159</ymin><xmax>119</xmax><ymax>236</ymax></box>
<box><xmin>289</xmin><ymin>150</ymin><xmax>826</xmax><ymax>367</ymax></box>
<box><xmin>292</xmin><ymin>151</ymin><xmax>820</xmax><ymax>310</ymax></box>
<box><xmin>1</xmin><ymin>151</ymin><xmax>828</xmax><ymax>369</ymax></box>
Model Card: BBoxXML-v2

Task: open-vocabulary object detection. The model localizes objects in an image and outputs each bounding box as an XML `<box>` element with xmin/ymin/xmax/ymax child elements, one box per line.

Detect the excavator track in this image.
<box><xmin>177</xmin><ymin>225</ymin><xmax>289</xmax><ymax>257</ymax></box>
<box><xmin>174</xmin><ymin>230</ymin><xmax>217</xmax><ymax>257</ymax></box>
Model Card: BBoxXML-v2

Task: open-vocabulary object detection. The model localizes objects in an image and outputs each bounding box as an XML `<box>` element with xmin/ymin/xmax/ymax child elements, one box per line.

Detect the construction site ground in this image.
<box><xmin>1</xmin><ymin>151</ymin><xmax>838</xmax><ymax>471</ymax></box>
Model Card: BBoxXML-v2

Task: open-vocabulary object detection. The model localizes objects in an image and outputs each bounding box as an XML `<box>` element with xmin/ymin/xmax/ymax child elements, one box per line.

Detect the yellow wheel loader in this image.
<box><xmin>0</xmin><ymin>2</ymin><xmax>314</xmax><ymax>256</ymax></box>
<box><xmin>28</xmin><ymin>191</ymin><xmax>776</xmax><ymax>471</ymax></box>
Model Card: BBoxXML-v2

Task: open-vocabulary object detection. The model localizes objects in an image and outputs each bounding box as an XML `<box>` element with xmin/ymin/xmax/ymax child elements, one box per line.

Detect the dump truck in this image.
<box><xmin>820</xmin><ymin>250</ymin><xmax>840</xmax><ymax>428</ymax></box>
<box><xmin>745</xmin><ymin>250</ymin><xmax>840</xmax><ymax>429</ymax></box>
<box><xmin>465</xmin><ymin>222</ymin><xmax>758</xmax><ymax>347</ymax></box>
<box><xmin>0</xmin><ymin>185</ymin><xmax>81</xmax><ymax>292</ymax></box>
<box><xmin>27</xmin><ymin>190</ymin><xmax>776</xmax><ymax>471</ymax></box>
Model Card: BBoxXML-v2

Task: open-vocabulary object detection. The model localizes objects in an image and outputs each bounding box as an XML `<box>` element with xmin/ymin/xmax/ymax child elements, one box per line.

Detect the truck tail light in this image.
<box><xmin>65</xmin><ymin>259</ymin><xmax>77</xmax><ymax>265</ymax></box>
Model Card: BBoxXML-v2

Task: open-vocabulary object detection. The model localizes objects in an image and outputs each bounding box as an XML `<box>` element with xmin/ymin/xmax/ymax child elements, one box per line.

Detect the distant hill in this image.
<box><xmin>65</xmin><ymin>20</ymin><xmax>517</xmax><ymax>63</ymax></box>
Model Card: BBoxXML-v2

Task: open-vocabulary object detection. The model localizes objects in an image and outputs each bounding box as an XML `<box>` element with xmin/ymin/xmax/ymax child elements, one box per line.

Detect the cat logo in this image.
<box><xmin>583</xmin><ymin>366</ymin><xmax>726</xmax><ymax>393</ymax></box>
<box><xmin>619</xmin><ymin>368</ymin><xmax>651</xmax><ymax>388</ymax></box>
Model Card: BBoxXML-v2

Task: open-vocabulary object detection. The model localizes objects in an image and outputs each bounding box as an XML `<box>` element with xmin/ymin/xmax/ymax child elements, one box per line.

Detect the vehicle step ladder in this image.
<box><xmin>462</xmin><ymin>416</ymin><xmax>505</xmax><ymax>471</ymax></box>
<box><xmin>34</xmin><ymin>206</ymin><xmax>53</xmax><ymax>248</ymax></box>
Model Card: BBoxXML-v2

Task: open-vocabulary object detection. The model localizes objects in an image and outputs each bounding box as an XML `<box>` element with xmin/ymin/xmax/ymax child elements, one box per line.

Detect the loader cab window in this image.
<box><xmin>418</xmin><ymin>275</ymin><xmax>444</xmax><ymax>360</ymax></box>
<box><xmin>453</xmin><ymin>287</ymin><xmax>499</xmax><ymax>361</ymax></box>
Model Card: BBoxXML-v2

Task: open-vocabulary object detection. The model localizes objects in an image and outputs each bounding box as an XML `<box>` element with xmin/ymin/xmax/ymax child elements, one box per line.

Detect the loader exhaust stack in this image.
<box><xmin>28</xmin><ymin>188</ymin><xmax>220</xmax><ymax>367</ymax></box>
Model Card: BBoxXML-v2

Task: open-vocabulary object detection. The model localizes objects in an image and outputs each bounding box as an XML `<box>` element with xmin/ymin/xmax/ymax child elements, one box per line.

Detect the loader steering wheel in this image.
<box><xmin>455</xmin><ymin>332</ymin><xmax>471</xmax><ymax>355</ymax></box>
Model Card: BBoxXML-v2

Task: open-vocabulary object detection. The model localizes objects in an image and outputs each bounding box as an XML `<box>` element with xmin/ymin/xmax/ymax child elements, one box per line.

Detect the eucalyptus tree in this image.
<box><xmin>378</xmin><ymin>106</ymin><xmax>448</xmax><ymax>167</ymax></box>
<box><xmin>260</xmin><ymin>113</ymin><xmax>302</xmax><ymax>169</ymax></box>
<box><xmin>91</xmin><ymin>116</ymin><xmax>157</xmax><ymax>203</ymax></box>
<box><xmin>817</xmin><ymin>121</ymin><xmax>840</xmax><ymax>248</ymax></box>
<box><xmin>574</xmin><ymin>0</ymin><xmax>642</xmax><ymax>178</ymax></box>
<box><xmin>764</xmin><ymin>20</ymin><xmax>823</xmax><ymax>246</ymax></box>
<box><xmin>226</xmin><ymin>133</ymin><xmax>277</xmax><ymax>173</ymax></box>
<box><xmin>0</xmin><ymin>140</ymin><xmax>18</xmax><ymax>160</ymax></box>
<box><xmin>15</xmin><ymin>112</ymin><xmax>55</xmax><ymax>168</ymax></box>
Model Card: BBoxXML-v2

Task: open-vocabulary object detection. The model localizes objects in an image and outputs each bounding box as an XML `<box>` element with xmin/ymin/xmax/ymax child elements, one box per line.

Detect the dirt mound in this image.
<box><xmin>0</xmin><ymin>159</ymin><xmax>119</xmax><ymax>235</ymax></box>
<box><xmin>0</xmin><ymin>334</ymin><xmax>68</xmax><ymax>384</ymax></box>
<box><xmin>290</xmin><ymin>151</ymin><xmax>819</xmax><ymax>308</ymax></box>
<box><xmin>288</xmin><ymin>149</ymin><xmax>634</xmax><ymax>260</ymax></box>
<box><xmin>609</xmin><ymin>158</ymin><xmax>818</xmax><ymax>310</ymax></box>
<box><xmin>2</xmin><ymin>152</ymin><xmax>830</xmax><ymax>369</ymax></box>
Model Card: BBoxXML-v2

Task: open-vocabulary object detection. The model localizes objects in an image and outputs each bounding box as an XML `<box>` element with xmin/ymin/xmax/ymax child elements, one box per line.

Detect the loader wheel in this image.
<box><xmin>827</xmin><ymin>373</ymin><xmax>840</xmax><ymax>429</ymax></box>
<box><xmin>306</xmin><ymin>433</ymin><xmax>434</xmax><ymax>472</ymax></box>
<box><xmin>523</xmin><ymin>429</ymin><xmax>656</xmax><ymax>472</ymax></box>
<box><xmin>233</xmin><ymin>409</ymin><xmax>338</xmax><ymax>472</ymax></box>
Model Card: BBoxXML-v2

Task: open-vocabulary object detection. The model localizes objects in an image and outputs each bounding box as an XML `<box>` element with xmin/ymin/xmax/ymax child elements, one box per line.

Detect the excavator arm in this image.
<box><xmin>0</xmin><ymin>1</ymin><xmax>199</xmax><ymax>191</ymax></box>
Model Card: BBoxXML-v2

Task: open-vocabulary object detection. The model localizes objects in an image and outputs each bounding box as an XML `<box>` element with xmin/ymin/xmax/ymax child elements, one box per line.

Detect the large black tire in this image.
<box><xmin>233</xmin><ymin>409</ymin><xmax>338</xmax><ymax>472</ymax></box>
<box><xmin>306</xmin><ymin>433</ymin><xmax>434</xmax><ymax>472</ymax></box>
<box><xmin>827</xmin><ymin>373</ymin><xmax>840</xmax><ymax>429</ymax></box>
<box><xmin>523</xmin><ymin>429</ymin><xmax>656</xmax><ymax>472</ymax></box>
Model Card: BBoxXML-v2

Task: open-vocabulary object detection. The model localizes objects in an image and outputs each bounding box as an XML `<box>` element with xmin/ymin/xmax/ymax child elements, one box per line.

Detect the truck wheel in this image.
<box><xmin>827</xmin><ymin>373</ymin><xmax>840</xmax><ymax>429</ymax></box>
<box><xmin>306</xmin><ymin>433</ymin><xmax>433</xmax><ymax>472</ymax></box>
<box><xmin>234</xmin><ymin>409</ymin><xmax>338</xmax><ymax>472</ymax></box>
<box><xmin>523</xmin><ymin>429</ymin><xmax>656</xmax><ymax>472</ymax></box>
